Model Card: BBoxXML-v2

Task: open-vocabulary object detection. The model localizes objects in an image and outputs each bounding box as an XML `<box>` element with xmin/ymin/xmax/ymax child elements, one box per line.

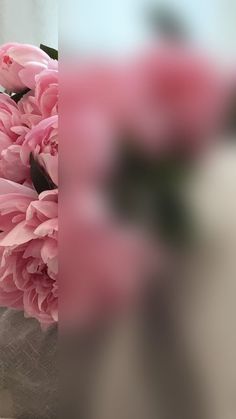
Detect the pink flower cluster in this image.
<box><xmin>0</xmin><ymin>43</ymin><xmax>58</xmax><ymax>326</ymax></box>
<box><xmin>0</xmin><ymin>41</ymin><xmax>231</xmax><ymax>328</ymax></box>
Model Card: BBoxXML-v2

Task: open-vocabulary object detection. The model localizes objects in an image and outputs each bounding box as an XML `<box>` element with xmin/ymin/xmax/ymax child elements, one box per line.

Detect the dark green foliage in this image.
<box><xmin>40</xmin><ymin>44</ymin><xmax>58</xmax><ymax>60</ymax></box>
<box><xmin>30</xmin><ymin>153</ymin><xmax>57</xmax><ymax>194</ymax></box>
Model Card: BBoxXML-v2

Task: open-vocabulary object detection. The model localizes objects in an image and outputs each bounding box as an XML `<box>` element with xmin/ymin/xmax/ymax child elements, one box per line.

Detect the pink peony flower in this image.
<box><xmin>0</xmin><ymin>179</ymin><xmax>58</xmax><ymax>325</ymax></box>
<box><xmin>0</xmin><ymin>144</ymin><xmax>28</xmax><ymax>183</ymax></box>
<box><xmin>0</xmin><ymin>93</ymin><xmax>29</xmax><ymax>182</ymax></box>
<box><xmin>18</xmin><ymin>91</ymin><xmax>42</xmax><ymax>128</ymax></box>
<box><xmin>21</xmin><ymin>115</ymin><xmax>58</xmax><ymax>186</ymax></box>
<box><xmin>18</xmin><ymin>68</ymin><xmax>58</xmax><ymax>125</ymax></box>
<box><xmin>35</xmin><ymin>69</ymin><xmax>58</xmax><ymax>118</ymax></box>
<box><xmin>0</xmin><ymin>93</ymin><xmax>22</xmax><ymax>146</ymax></box>
<box><xmin>0</xmin><ymin>43</ymin><xmax>56</xmax><ymax>92</ymax></box>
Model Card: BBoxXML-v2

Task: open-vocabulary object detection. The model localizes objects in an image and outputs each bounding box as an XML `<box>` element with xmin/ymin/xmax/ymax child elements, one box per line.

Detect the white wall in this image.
<box><xmin>0</xmin><ymin>0</ymin><xmax>58</xmax><ymax>48</ymax></box>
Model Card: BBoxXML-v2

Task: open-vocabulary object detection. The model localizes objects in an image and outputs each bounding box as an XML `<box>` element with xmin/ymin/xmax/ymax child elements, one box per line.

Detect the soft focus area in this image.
<box><xmin>60</xmin><ymin>45</ymin><xmax>236</xmax><ymax>419</ymax></box>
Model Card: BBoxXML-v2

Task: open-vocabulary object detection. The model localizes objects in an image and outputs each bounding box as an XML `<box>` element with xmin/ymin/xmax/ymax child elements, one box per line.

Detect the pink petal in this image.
<box><xmin>9</xmin><ymin>44</ymin><xmax>50</xmax><ymax>66</ymax></box>
<box><xmin>34</xmin><ymin>218</ymin><xmax>58</xmax><ymax>237</ymax></box>
<box><xmin>0</xmin><ymin>178</ymin><xmax>36</xmax><ymax>197</ymax></box>
<box><xmin>41</xmin><ymin>238</ymin><xmax>57</xmax><ymax>262</ymax></box>
<box><xmin>19</xmin><ymin>63</ymin><xmax>48</xmax><ymax>89</ymax></box>
<box><xmin>39</xmin><ymin>153</ymin><xmax>58</xmax><ymax>185</ymax></box>
<box><xmin>0</xmin><ymin>221</ymin><xmax>35</xmax><ymax>246</ymax></box>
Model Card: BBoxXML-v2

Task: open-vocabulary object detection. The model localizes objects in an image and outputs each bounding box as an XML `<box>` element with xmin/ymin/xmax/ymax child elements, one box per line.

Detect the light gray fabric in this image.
<box><xmin>0</xmin><ymin>308</ymin><xmax>57</xmax><ymax>419</ymax></box>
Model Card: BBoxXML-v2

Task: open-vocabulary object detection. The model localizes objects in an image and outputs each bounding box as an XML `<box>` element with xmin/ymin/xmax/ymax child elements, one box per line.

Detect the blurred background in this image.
<box><xmin>63</xmin><ymin>0</ymin><xmax>236</xmax><ymax>61</ymax></box>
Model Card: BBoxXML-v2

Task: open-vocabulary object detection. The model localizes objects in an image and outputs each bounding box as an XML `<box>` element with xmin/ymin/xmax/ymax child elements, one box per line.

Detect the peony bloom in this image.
<box><xmin>35</xmin><ymin>69</ymin><xmax>58</xmax><ymax>118</ymax></box>
<box><xmin>0</xmin><ymin>93</ymin><xmax>22</xmax><ymax>147</ymax></box>
<box><xmin>21</xmin><ymin>115</ymin><xmax>58</xmax><ymax>186</ymax></box>
<box><xmin>18</xmin><ymin>67</ymin><xmax>58</xmax><ymax>123</ymax></box>
<box><xmin>18</xmin><ymin>91</ymin><xmax>42</xmax><ymax>128</ymax></box>
<box><xmin>0</xmin><ymin>93</ymin><xmax>29</xmax><ymax>181</ymax></box>
<box><xmin>0</xmin><ymin>144</ymin><xmax>28</xmax><ymax>183</ymax></box>
<box><xmin>0</xmin><ymin>43</ymin><xmax>56</xmax><ymax>92</ymax></box>
<box><xmin>0</xmin><ymin>179</ymin><xmax>58</xmax><ymax>325</ymax></box>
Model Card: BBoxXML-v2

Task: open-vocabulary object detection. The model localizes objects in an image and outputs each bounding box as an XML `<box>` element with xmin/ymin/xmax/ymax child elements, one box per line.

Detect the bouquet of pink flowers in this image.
<box><xmin>0</xmin><ymin>43</ymin><xmax>58</xmax><ymax>326</ymax></box>
<box><xmin>0</xmin><ymin>41</ymin><xmax>234</xmax><ymax>329</ymax></box>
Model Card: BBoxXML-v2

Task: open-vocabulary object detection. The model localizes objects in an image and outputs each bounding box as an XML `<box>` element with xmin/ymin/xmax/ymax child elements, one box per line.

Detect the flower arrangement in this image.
<box><xmin>0</xmin><ymin>41</ymin><xmax>234</xmax><ymax>328</ymax></box>
<box><xmin>0</xmin><ymin>43</ymin><xmax>58</xmax><ymax>326</ymax></box>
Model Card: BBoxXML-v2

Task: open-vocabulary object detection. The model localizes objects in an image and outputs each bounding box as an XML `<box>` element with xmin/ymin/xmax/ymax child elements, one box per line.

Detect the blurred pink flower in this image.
<box><xmin>0</xmin><ymin>43</ymin><xmax>56</xmax><ymax>92</ymax></box>
<box><xmin>116</xmin><ymin>46</ymin><xmax>226</xmax><ymax>154</ymax></box>
<box><xmin>61</xmin><ymin>185</ymin><xmax>155</xmax><ymax>327</ymax></box>
<box><xmin>61</xmin><ymin>64</ymin><xmax>118</xmax><ymax>186</ymax></box>
<box><xmin>21</xmin><ymin>115</ymin><xmax>58</xmax><ymax>186</ymax></box>
<box><xmin>0</xmin><ymin>179</ymin><xmax>58</xmax><ymax>325</ymax></box>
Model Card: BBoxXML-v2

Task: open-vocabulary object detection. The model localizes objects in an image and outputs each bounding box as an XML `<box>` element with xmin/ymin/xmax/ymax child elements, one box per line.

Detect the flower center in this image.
<box><xmin>50</xmin><ymin>140</ymin><xmax>58</xmax><ymax>155</ymax></box>
<box><xmin>43</xmin><ymin>136</ymin><xmax>58</xmax><ymax>156</ymax></box>
<box><xmin>2</xmin><ymin>54</ymin><xmax>13</xmax><ymax>68</ymax></box>
<box><xmin>37</xmin><ymin>264</ymin><xmax>48</xmax><ymax>276</ymax></box>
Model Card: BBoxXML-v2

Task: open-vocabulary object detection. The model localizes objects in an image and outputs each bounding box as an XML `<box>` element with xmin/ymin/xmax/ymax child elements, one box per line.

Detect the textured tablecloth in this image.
<box><xmin>0</xmin><ymin>308</ymin><xmax>57</xmax><ymax>419</ymax></box>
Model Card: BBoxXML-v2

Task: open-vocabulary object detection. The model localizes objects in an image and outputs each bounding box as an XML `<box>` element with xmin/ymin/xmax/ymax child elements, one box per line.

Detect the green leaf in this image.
<box><xmin>30</xmin><ymin>153</ymin><xmax>57</xmax><ymax>195</ymax></box>
<box><xmin>40</xmin><ymin>44</ymin><xmax>58</xmax><ymax>60</ymax></box>
<box><xmin>11</xmin><ymin>88</ymin><xmax>31</xmax><ymax>103</ymax></box>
